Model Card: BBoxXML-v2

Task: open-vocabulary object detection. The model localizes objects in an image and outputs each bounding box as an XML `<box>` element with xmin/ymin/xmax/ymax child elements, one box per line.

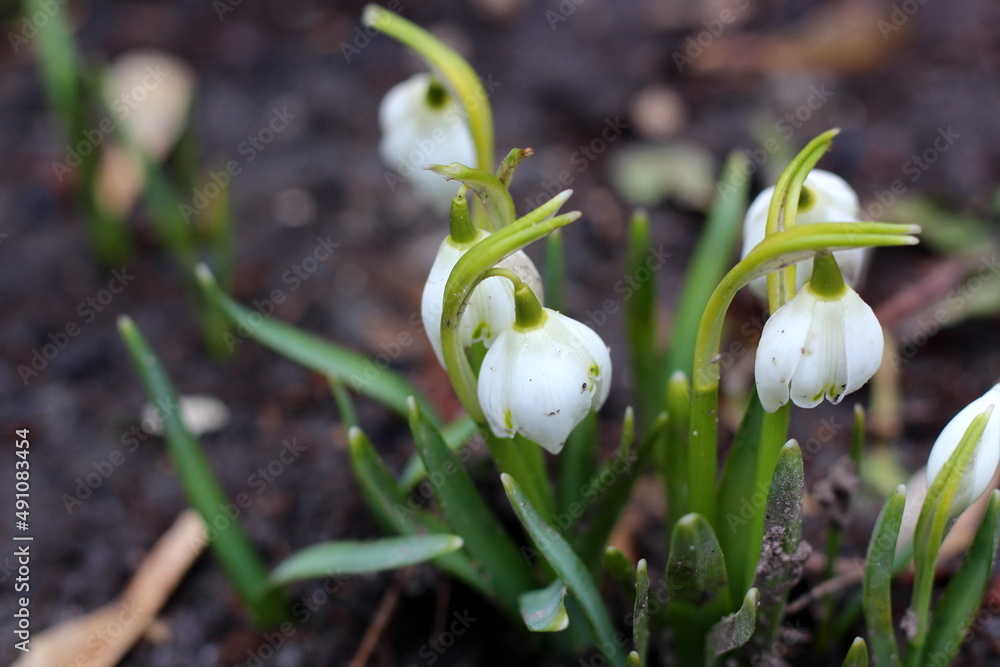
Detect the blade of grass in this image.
<box><xmin>196</xmin><ymin>264</ymin><xmax>443</xmax><ymax>426</ymax></box>
<box><xmin>862</xmin><ymin>485</ymin><xmax>905</xmax><ymax>667</ymax></box>
<box><xmin>117</xmin><ymin>316</ymin><xmax>287</xmax><ymax>626</ymax></box>
<box><xmin>502</xmin><ymin>473</ymin><xmax>625</xmax><ymax>666</ymax></box>
<box><xmin>625</xmin><ymin>210</ymin><xmax>660</xmax><ymax>425</ymax></box>
<box><xmin>269</xmin><ymin>535</ymin><xmax>464</xmax><ymax>585</ymax></box>
<box><xmin>633</xmin><ymin>559</ymin><xmax>650</xmax><ymax>664</ymax></box>
<box><xmin>409</xmin><ymin>399</ymin><xmax>535</xmax><ymax>613</ymax></box>
<box><xmin>519</xmin><ymin>579</ymin><xmax>570</xmax><ymax>632</ymax></box>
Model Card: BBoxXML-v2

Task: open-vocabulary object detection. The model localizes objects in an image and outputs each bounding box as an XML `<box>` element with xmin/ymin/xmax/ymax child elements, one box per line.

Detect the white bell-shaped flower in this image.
<box><xmin>379</xmin><ymin>73</ymin><xmax>476</xmax><ymax>212</ymax></box>
<box><xmin>926</xmin><ymin>384</ymin><xmax>1000</xmax><ymax>514</ymax></box>
<box><xmin>742</xmin><ymin>169</ymin><xmax>868</xmax><ymax>298</ymax></box>
<box><xmin>754</xmin><ymin>254</ymin><xmax>883</xmax><ymax>413</ymax></box>
<box><xmin>421</xmin><ymin>229</ymin><xmax>543</xmax><ymax>367</ymax></box>
<box><xmin>478</xmin><ymin>296</ymin><xmax>611</xmax><ymax>454</ymax></box>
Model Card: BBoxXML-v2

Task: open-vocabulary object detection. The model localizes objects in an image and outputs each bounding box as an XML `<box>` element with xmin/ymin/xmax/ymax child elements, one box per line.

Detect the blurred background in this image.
<box><xmin>2</xmin><ymin>0</ymin><xmax>1000</xmax><ymax>665</ymax></box>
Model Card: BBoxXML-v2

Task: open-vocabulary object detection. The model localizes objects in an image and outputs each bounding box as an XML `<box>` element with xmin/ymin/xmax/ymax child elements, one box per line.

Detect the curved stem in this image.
<box><xmin>364</xmin><ymin>5</ymin><xmax>494</xmax><ymax>172</ymax></box>
<box><xmin>687</xmin><ymin>222</ymin><xmax>919</xmax><ymax>522</ymax></box>
<box><xmin>428</xmin><ymin>163</ymin><xmax>516</xmax><ymax>231</ymax></box>
<box><xmin>764</xmin><ymin>128</ymin><xmax>841</xmax><ymax>312</ymax></box>
<box><xmin>439</xmin><ymin>192</ymin><xmax>579</xmax><ymax>422</ymax></box>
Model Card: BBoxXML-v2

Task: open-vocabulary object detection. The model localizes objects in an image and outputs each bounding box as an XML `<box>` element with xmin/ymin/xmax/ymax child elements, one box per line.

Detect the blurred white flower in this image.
<box><xmin>755</xmin><ymin>282</ymin><xmax>883</xmax><ymax>413</ymax></box>
<box><xmin>478</xmin><ymin>310</ymin><xmax>611</xmax><ymax>453</ymax></box>
<box><xmin>141</xmin><ymin>394</ymin><xmax>229</xmax><ymax>437</ymax></box>
<box><xmin>926</xmin><ymin>384</ymin><xmax>1000</xmax><ymax>515</ymax></box>
<box><xmin>379</xmin><ymin>73</ymin><xmax>476</xmax><ymax>212</ymax></box>
<box><xmin>742</xmin><ymin>169</ymin><xmax>867</xmax><ymax>298</ymax></box>
<box><xmin>421</xmin><ymin>230</ymin><xmax>543</xmax><ymax>366</ymax></box>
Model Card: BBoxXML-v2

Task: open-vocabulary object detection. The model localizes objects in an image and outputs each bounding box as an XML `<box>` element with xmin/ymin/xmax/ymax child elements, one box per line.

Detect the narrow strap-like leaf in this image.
<box><xmin>750</xmin><ymin>440</ymin><xmax>808</xmax><ymax>650</ymax></box>
<box><xmin>118</xmin><ymin>316</ymin><xmax>287</xmax><ymax>626</ymax></box>
<box><xmin>409</xmin><ymin>399</ymin><xmax>535</xmax><ymax>613</ymax></box>
<box><xmin>842</xmin><ymin>637</ymin><xmax>870</xmax><ymax>667</ymax></box>
<box><xmin>347</xmin><ymin>427</ymin><xmax>488</xmax><ymax>596</ymax></box>
<box><xmin>862</xmin><ymin>485</ymin><xmax>905</xmax><ymax>667</ymax></box>
<box><xmin>519</xmin><ymin>579</ymin><xmax>570</xmax><ymax>632</ymax></box>
<box><xmin>269</xmin><ymin>535</ymin><xmax>464</xmax><ymax>585</ymax></box>
<box><xmin>923</xmin><ymin>490</ymin><xmax>1000</xmax><ymax>665</ymax></box>
<box><xmin>502</xmin><ymin>473</ymin><xmax>625</xmax><ymax>666</ymax></box>
<box><xmin>633</xmin><ymin>559</ymin><xmax>650</xmax><ymax>664</ymax></box>
<box><xmin>559</xmin><ymin>411</ymin><xmax>599</xmax><ymax>515</ymax></box>
<box><xmin>398</xmin><ymin>415</ymin><xmax>479</xmax><ymax>489</ymax></box>
<box><xmin>604</xmin><ymin>546</ymin><xmax>637</xmax><ymax>589</ymax></box>
<box><xmin>625</xmin><ymin>209</ymin><xmax>660</xmax><ymax>424</ymax></box>
<box><xmin>706</xmin><ymin>588</ymin><xmax>760</xmax><ymax>662</ymax></box>
<box><xmin>196</xmin><ymin>264</ymin><xmax>443</xmax><ymax>425</ymax></box>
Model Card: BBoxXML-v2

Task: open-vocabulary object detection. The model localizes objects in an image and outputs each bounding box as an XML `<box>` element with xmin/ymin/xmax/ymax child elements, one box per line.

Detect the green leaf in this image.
<box><xmin>707</xmin><ymin>588</ymin><xmax>760</xmax><ymax>661</ymax></box>
<box><xmin>117</xmin><ymin>316</ymin><xmax>287</xmax><ymax>627</ymax></box>
<box><xmin>409</xmin><ymin>399</ymin><xmax>535</xmax><ymax>613</ymax></box>
<box><xmin>519</xmin><ymin>579</ymin><xmax>570</xmax><ymax>632</ymax></box>
<box><xmin>663</xmin><ymin>371</ymin><xmax>690</xmax><ymax>550</ymax></box>
<box><xmin>625</xmin><ymin>209</ymin><xmax>660</xmax><ymax>424</ymax></box>
<box><xmin>842</xmin><ymin>637</ymin><xmax>869</xmax><ymax>667</ymax></box>
<box><xmin>427</xmin><ymin>163</ymin><xmax>517</xmax><ymax>230</ymax></box>
<box><xmin>666</xmin><ymin>151</ymin><xmax>750</xmax><ymax>378</ymax></box>
<box><xmin>862</xmin><ymin>485</ymin><xmax>905</xmax><ymax>667</ymax></box>
<box><xmin>398</xmin><ymin>415</ymin><xmax>479</xmax><ymax>489</ymax></box>
<box><xmin>633</xmin><ymin>559</ymin><xmax>650</xmax><ymax>664</ymax></box>
<box><xmin>544</xmin><ymin>229</ymin><xmax>565</xmax><ymax>311</ymax></box>
<box><xmin>716</xmin><ymin>389</ymin><xmax>767</xmax><ymax>599</ymax></box>
<box><xmin>626</xmin><ymin>651</ymin><xmax>642</xmax><ymax>667</ymax></box>
<box><xmin>750</xmin><ymin>440</ymin><xmax>808</xmax><ymax>650</ymax></box>
<box><xmin>28</xmin><ymin>0</ymin><xmax>79</xmax><ymax>133</ymax></box>
<box><xmin>604</xmin><ymin>546</ymin><xmax>636</xmax><ymax>589</ymax></box>
<box><xmin>346</xmin><ymin>427</ymin><xmax>488</xmax><ymax>596</ymax></box>
<box><xmin>502</xmin><ymin>473</ymin><xmax>625</xmax><ymax>666</ymax></box>
<box><xmin>497</xmin><ymin>147</ymin><xmax>533</xmax><ymax>187</ymax></box>
<box><xmin>559</xmin><ymin>411</ymin><xmax>599</xmax><ymax>514</ymax></box>
<box><xmin>666</xmin><ymin>513</ymin><xmax>732</xmax><ymax>665</ymax></box>
<box><xmin>195</xmin><ymin>264</ymin><xmax>442</xmax><ymax>426</ymax></box>
<box><xmin>924</xmin><ymin>490</ymin><xmax>1000</xmax><ymax>666</ymax></box>
<box><xmin>329</xmin><ymin>376</ymin><xmax>359</xmax><ymax>430</ymax></box>
<box><xmin>576</xmin><ymin>413</ymin><xmax>667</xmax><ymax>569</ymax></box>
<box><xmin>270</xmin><ymin>535</ymin><xmax>463</xmax><ymax>585</ymax></box>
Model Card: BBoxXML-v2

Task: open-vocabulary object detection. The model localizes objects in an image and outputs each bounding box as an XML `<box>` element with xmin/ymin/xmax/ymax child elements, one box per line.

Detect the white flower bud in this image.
<box><xmin>742</xmin><ymin>169</ymin><xmax>868</xmax><ymax>298</ymax></box>
<box><xmin>477</xmin><ymin>311</ymin><xmax>611</xmax><ymax>454</ymax></box>
<box><xmin>926</xmin><ymin>384</ymin><xmax>1000</xmax><ymax>514</ymax></box>
<box><xmin>754</xmin><ymin>282</ymin><xmax>883</xmax><ymax>413</ymax></box>
<box><xmin>421</xmin><ymin>230</ymin><xmax>544</xmax><ymax>366</ymax></box>
<box><xmin>379</xmin><ymin>73</ymin><xmax>476</xmax><ymax>213</ymax></box>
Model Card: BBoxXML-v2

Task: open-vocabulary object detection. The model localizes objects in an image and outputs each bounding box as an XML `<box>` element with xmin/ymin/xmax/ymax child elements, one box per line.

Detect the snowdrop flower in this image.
<box><xmin>478</xmin><ymin>283</ymin><xmax>611</xmax><ymax>454</ymax></box>
<box><xmin>379</xmin><ymin>73</ymin><xmax>476</xmax><ymax>212</ymax></box>
<box><xmin>742</xmin><ymin>169</ymin><xmax>867</xmax><ymax>298</ymax></box>
<box><xmin>421</xmin><ymin>229</ymin><xmax>543</xmax><ymax>367</ymax></box>
<box><xmin>755</xmin><ymin>253</ymin><xmax>883</xmax><ymax>413</ymax></box>
<box><xmin>926</xmin><ymin>384</ymin><xmax>1000</xmax><ymax>514</ymax></box>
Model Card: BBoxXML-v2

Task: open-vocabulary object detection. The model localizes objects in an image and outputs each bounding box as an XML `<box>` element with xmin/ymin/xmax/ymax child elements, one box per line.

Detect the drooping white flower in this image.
<box><xmin>754</xmin><ymin>280</ymin><xmax>883</xmax><ymax>413</ymax></box>
<box><xmin>742</xmin><ymin>169</ymin><xmax>868</xmax><ymax>298</ymax></box>
<box><xmin>421</xmin><ymin>230</ymin><xmax>543</xmax><ymax>366</ymax></box>
<box><xmin>379</xmin><ymin>73</ymin><xmax>476</xmax><ymax>212</ymax></box>
<box><xmin>478</xmin><ymin>310</ymin><xmax>611</xmax><ymax>454</ymax></box>
<box><xmin>926</xmin><ymin>384</ymin><xmax>1000</xmax><ymax>514</ymax></box>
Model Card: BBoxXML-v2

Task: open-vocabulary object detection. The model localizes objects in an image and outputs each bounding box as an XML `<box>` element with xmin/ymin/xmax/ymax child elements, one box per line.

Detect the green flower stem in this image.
<box><xmin>744</xmin><ymin>404</ymin><xmax>791</xmax><ymax>579</ymax></box>
<box><xmin>449</xmin><ymin>186</ymin><xmax>477</xmax><ymax>243</ymax></box>
<box><xmin>497</xmin><ymin>147</ymin><xmax>534</xmax><ymax>187</ymax></box>
<box><xmin>487</xmin><ymin>433</ymin><xmax>556</xmax><ymax>520</ymax></box>
<box><xmin>429</xmin><ymin>163</ymin><xmax>517</xmax><ymax>231</ymax></box>
<box><xmin>482</xmin><ymin>267</ymin><xmax>547</xmax><ymax>329</ymax></box>
<box><xmin>688</xmin><ymin>222</ymin><xmax>920</xmax><ymax>523</ymax></box>
<box><xmin>440</xmin><ymin>191</ymin><xmax>577</xmax><ymax>422</ymax></box>
<box><xmin>364</xmin><ymin>4</ymin><xmax>494</xmax><ymax>173</ymax></box>
<box><xmin>809</xmin><ymin>251</ymin><xmax>847</xmax><ymax>298</ymax></box>
<box><xmin>764</xmin><ymin>128</ymin><xmax>841</xmax><ymax>312</ymax></box>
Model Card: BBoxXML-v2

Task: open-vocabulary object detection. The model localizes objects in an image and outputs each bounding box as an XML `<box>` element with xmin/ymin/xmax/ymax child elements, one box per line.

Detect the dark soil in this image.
<box><xmin>2</xmin><ymin>1</ymin><xmax>1000</xmax><ymax>665</ymax></box>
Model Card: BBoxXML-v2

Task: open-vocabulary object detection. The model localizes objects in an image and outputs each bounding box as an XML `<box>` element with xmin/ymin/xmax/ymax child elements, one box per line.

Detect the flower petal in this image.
<box><xmin>841</xmin><ymin>288</ymin><xmax>883</xmax><ymax>396</ymax></box>
<box><xmin>754</xmin><ymin>288</ymin><xmax>816</xmax><ymax>412</ymax></box>
<box><xmin>789</xmin><ymin>296</ymin><xmax>847</xmax><ymax>408</ymax></box>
